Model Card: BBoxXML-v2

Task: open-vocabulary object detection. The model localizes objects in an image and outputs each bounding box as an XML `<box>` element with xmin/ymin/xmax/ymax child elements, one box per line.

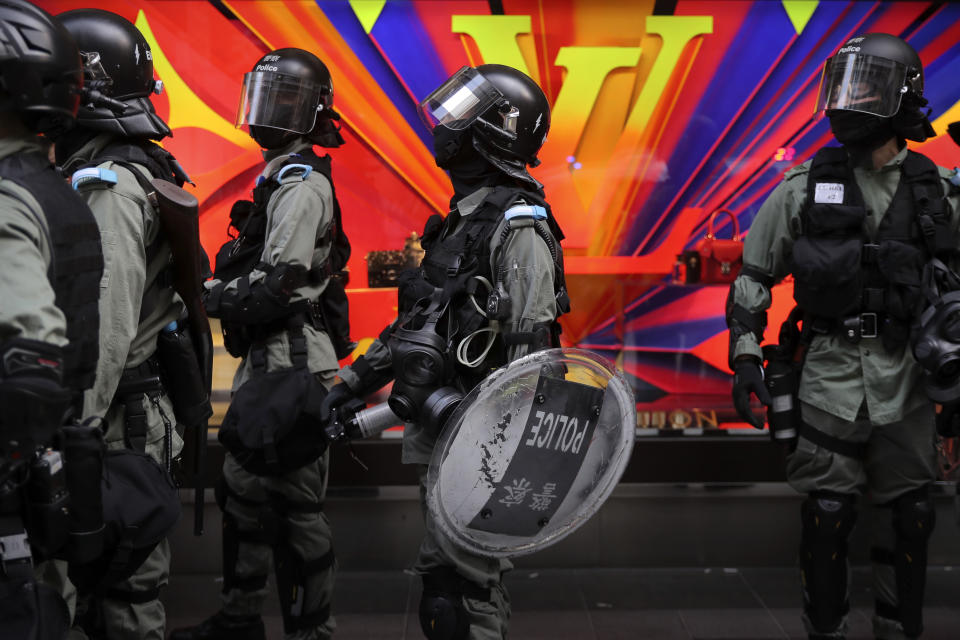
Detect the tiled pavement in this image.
<box><xmin>163</xmin><ymin>566</ymin><xmax>960</xmax><ymax>639</ymax></box>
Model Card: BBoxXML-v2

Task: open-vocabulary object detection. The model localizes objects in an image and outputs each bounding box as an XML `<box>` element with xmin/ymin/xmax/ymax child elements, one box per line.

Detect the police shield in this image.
<box><xmin>426</xmin><ymin>348</ymin><xmax>635</xmax><ymax>558</ymax></box>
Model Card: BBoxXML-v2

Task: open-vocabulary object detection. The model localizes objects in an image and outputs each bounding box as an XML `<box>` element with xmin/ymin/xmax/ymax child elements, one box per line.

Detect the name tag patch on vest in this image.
<box><xmin>814</xmin><ymin>182</ymin><xmax>844</xmax><ymax>204</ymax></box>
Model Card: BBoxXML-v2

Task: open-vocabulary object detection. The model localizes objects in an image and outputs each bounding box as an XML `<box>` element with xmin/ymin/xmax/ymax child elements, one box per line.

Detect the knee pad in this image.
<box><xmin>273</xmin><ymin>542</ymin><xmax>335</xmax><ymax>635</ymax></box>
<box><xmin>887</xmin><ymin>486</ymin><xmax>936</xmax><ymax>637</ymax></box>
<box><xmin>418</xmin><ymin>568</ymin><xmax>490</xmax><ymax>640</ymax></box>
<box><xmin>800</xmin><ymin>492</ymin><xmax>857</xmax><ymax>634</ymax></box>
<box><xmin>892</xmin><ymin>486</ymin><xmax>935</xmax><ymax>543</ymax></box>
<box><xmin>802</xmin><ymin>493</ymin><xmax>858</xmax><ymax>543</ymax></box>
<box><xmin>419</xmin><ymin>591</ymin><xmax>469</xmax><ymax>640</ymax></box>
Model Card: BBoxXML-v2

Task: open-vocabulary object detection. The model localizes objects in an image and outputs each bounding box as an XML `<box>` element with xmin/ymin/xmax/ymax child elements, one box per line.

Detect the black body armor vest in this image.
<box><xmin>393</xmin><ymin>185</ymin><xmax>567</xmax><ymax>389</ymax></box>
<box><xmin>0</xmin><ymin>151</ymin><xmax>103</xmax><ymax>392</ymax></box>
<box><xmin>791</xmin><ymin>147</ymin><xmax>953</xmax><ymax>348</ymax></box>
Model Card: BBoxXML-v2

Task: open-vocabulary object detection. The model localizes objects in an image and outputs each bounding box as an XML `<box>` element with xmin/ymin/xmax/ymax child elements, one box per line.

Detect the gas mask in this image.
<box><xmin>912</xmin><ymin>259</ymin><xmax>960</xmax><ymax>403</ymax></box>
<box><xmin>387</xmin><ymin>300</ymin><xmax>463</xmax><ymax>434</ymax></box>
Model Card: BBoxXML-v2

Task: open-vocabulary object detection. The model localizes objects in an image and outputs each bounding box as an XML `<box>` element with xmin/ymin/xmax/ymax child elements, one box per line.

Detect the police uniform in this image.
<box><xmin>206</xmin><ymin>136</ymin><xmax>340</xmax><ymax>640</ymax></box>
<box><xmin>729</xmin><ymin>144</ymin><xmax>960</xmax><ymax>638</ymax></box>
<box><xmin>0</xmin><ymin>133</ymin><xmax>103</xmax><ymax>638</ymax></box>
<box><xmin>58</xmin><ymin>132</ymin><xmax>186</xmax><ymax>640</ymax></box>
<box><xmin>339</xmin><ymin>184</ymin><xmax>563</xmax><ymax>640</ymax></box>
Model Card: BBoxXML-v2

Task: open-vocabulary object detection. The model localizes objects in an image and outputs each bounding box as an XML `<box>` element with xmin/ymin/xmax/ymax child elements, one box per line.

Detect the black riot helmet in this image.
<box><xmin>236</xmin><ymin>48</ymin><xmax>343</xmax><ymax>150</ymax></box>
<box><xmin>419</xmin><ymin>64</ymin><xmax>550</xmax><ymax>189</ymax></box>
<box><xmin>57</xmin><ymin>8</ymin><xmax>170</xmax><ymax>140</ymax></box>
<box><xmin>0</xmin><ymin>0</ymin><xmax>83</xmax><ymax>135</ymax></box>
<box><xmin>816</xmin><ymin>33</ymin><xmax>935</xmax><ymax>144</ymax></box>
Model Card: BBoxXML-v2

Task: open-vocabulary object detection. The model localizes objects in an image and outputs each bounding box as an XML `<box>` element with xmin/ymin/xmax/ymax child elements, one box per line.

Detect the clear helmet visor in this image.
<box><xmin>235</xmin><ymin>71</ymin><xmax>325</xmax><ymax>133</ymax></box>
<box><xmin>815</xmin><ymin>53</ymin><xmax>908</xmax><ymax>118</ymax></box>
<box><xmin>418</xmin><ymin>66</ymin><xmax>504</xmax><ymax>131</ymax></box>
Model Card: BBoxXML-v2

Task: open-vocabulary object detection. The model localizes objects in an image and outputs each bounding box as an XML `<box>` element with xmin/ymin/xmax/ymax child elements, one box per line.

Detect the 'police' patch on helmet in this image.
<box><xmin>814</xmin><ymin>182</ymin><xmax>844</xmax><ymax>204</ymax></box>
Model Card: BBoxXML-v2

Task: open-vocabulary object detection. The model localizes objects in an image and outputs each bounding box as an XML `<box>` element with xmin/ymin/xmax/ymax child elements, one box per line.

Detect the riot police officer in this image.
<box><xmin>727</xmin><ymin>33</ymin><xmax>960</xmax><ymax>640</ymax></box>
<box><xmin>169</xmin><ymin>48</ymin><xmax>349</xmax><ymax>640</ymax></box>
<box><xmin>49</xmin><ymin>9</ymin><xmax>207</xmax><ymax>640</ymax></box>
<box><xmin>0</xmin><ymin>1</ymin><xmax>103</xmax><ymax>637</ymax></box>
<box><xmin>324</xmin><ymin>64</ymin><xmax>569</xmax><ymax>640</ymax></box>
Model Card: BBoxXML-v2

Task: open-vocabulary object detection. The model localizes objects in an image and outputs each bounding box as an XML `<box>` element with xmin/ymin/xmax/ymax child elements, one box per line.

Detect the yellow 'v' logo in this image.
<box><xmin>453</xmin><ymin>14</ymin><xmax>713</xmax><ymax>252</ymax></box>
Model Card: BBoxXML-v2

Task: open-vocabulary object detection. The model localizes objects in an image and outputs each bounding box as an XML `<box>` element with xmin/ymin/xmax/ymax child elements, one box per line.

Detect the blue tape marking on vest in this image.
<box><xmin>277</xmin><ymin>163</ymin><xmax>312</xmax><ymax>182</ymax></box>
<box><xmin>504</xmin><ymin>204</ymin><xmax>547</xmax><ymax>220</ymax></box>
<box><xmin>256</xmin><ymin>175</ymin><xmax>266</xmax><ymax>187</ymax></box>
<box><xmin>71</xmin><ymin>167</ymin><xmax>118</xmax><ymax>190</ymax></box>
<box><xmin>951</xmin><ymin>168</ymin><xmax>960</xmax><ymax>188</ymax></box>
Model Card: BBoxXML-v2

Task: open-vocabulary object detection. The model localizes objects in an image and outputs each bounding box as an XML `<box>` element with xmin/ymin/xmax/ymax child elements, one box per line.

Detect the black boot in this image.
<box><xmin>167</xmin><ymin>611</ymin><xmax>266</xmax><ymax>640</ymax></box>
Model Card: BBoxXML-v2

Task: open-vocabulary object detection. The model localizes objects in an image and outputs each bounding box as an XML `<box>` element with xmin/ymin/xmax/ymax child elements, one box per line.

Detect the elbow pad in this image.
<box><xmin>347</xmin><ymin>355</ymin><xmax>394</xmax><ymax>396</ymax></box>
<box><xmin>725</xmin><ymin>282</ymin><xmax>767</xmax><ymax>369</ymax></box>
<box><xmin>0</xmin><ymin>338</ymin><xmax>73</xmax><ymax>457</ymax></box>
<box><xmin>204</xmin><ymin>262</ymin><xmax>309</xmax><ymax>325</ymax></box>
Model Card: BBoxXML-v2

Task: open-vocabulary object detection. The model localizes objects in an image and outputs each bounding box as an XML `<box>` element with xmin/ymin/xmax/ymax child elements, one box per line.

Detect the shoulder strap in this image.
<box><xmin>902</xmin><ymin>150</ymin><xmax>953</xmax><ymax>257</ymax></box>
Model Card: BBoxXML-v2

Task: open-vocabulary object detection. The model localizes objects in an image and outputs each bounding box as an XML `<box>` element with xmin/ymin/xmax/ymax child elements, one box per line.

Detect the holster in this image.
<box><xmin>156</xmin><ymin>327</ymin><xmax>213</xmax><ymax>429</ymax></box>
<box><xmin>115</xmin><ymin>358</ymin><xmax>164</xmax><ymax>453</ymax></box>
<box><xmin>155</xmin><ymin>322</ymin><xmax>212</xmax><ymax>536</ymax></box>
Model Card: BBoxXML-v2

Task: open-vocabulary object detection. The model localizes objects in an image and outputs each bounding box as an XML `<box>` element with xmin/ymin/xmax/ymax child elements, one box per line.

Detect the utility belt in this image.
<box><xmin>808</xmin><ymin>312</ymin><xmax>886</xmax><ymax>344</ymax></box>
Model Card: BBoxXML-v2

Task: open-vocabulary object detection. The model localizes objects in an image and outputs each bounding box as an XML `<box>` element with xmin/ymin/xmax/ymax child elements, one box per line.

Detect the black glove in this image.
<box><xmin>320</xmin><ymin>382</ymin><xmax>355</xmax><ymax>425</ymax></box>
<box><xmin>936</xmin><ymin>403</ymin><xmax>960</xmax><ymax>438</ymax></box>
<box><xmin>732</xmin><ymin>358</ymin><xmax>771</xmax><ymax>429</ymax></box>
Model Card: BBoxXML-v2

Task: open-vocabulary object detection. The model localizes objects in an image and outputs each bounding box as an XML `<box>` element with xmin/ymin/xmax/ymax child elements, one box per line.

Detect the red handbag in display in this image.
<box><xmin>677</xmin><ymin>209</ymin><xmax>743</xmax><ymax>284</ymax></box>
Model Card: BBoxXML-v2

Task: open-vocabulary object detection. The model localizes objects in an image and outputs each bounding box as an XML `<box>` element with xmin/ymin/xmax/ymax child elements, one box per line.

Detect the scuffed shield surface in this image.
<box><xmin>426</xmin><ymin>348</ymin><xmax>636</xmax><ymax>558</ymax></box>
